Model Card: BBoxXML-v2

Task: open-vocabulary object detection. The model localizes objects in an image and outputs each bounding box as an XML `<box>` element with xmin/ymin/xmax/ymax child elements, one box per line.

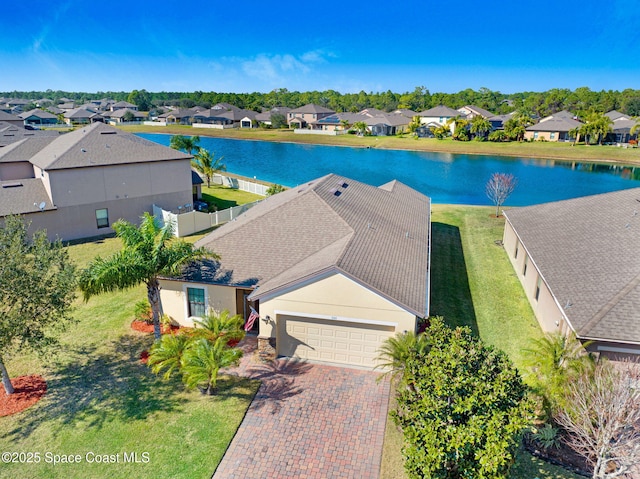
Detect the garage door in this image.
<box><xmin>277</xmin><ymin>314</ymin><xmax>396</xmax><ymax>367</ymax></box>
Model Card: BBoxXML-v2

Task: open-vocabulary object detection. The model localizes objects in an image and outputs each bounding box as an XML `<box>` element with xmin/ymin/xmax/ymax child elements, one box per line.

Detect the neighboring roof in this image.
<box><xmin>393</xmin><ymin>108</ymin><xmax>418</xmax><ymax>118</ymax></box>
<box><xmin>18</xmin><ymin>109</ymin><xmax>58</xmax><ymax>120</ymax></box>
<box><xmin>191</xmin><ymin>170</ymin><xmax>203</xmax><ymax>185</ymax></box>
<box><xmin>418</xmin><ymin>105</ymin><xmax>460</xmax><ymax>117</ymax></box>
<box><xmin>255</xmin><ymin>107</ymin><xmax>291</xmax><ymax>122</ymax></box>
<box><xmin>316</xmin><ymin>112</ymin><xmax>366</xmax><ymax>126</ymax></box>
<box><xmin>112</xmin><ymin>101</ymin><xmax>137</xmax><ymax>109</ymax></box>
<box><xmin>0</xmin><ymin>123</ymin><xmax>60</xmax><ymax>147</ymax></box>
<box><xmin>458</xmin><ymin>105</ymin><xmax>494</xmax><ymax>118</ymax></box>
<box><xmin>29</xmin><ymin>122</ymin><xmax>192</xmax><ymax>171</ymax></box>
<box><xmin>365</xmin><ymin>113</ymin><xmax>411</xmax><ymax>127</ymax></box>
<box><xmin>289</xmin><ymin>103</ymin><xmax>335</xmax><ymax>114</ymax></box>
<box><xmin>606</xmin><ymin>110</ymin><xmax>631</xmax><ymax>121</ymax></box>
<box><xmin>0</xmin><ymin>178</ymin><xmax>56</xmax><ymax>216</ymax></box>
<box><xmin>64</xmin><ymin>108</ymin><xmax>102</xmax><ymax>119</ymax></box>
<box><xmin>0</xmin><ymin>111</ymin><xmax>22</xmax><ymax>122</ymax></box>
<box><xmin>106</xmin><ymin>108</ymin><xmax>147</xmax><ymax>119</ymax></box>
<box><xmin>181</xmin><ymin>174</ymin><xmax>431</xmax><ymax>317</ymax></box>
<box><xmin>504</xmin><ymin>188</ymin><xmax>640</xmax><ymax>344</ymax></box>
<box><xmin>0</xmin><ymin>137</ymin><xmax>57</xmax><ymax>162</ymax></box>
<box><xmin>527</xmin><ymin>113</ymin><xmax>582</xmax><ymax>132</ymax></box>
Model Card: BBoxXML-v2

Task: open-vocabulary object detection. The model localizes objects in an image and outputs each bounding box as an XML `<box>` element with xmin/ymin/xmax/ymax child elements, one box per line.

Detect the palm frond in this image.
<box><xmin>147</xmin><ymin>333</ymin><xmax>190</xmax><ymax>380</ymax></box>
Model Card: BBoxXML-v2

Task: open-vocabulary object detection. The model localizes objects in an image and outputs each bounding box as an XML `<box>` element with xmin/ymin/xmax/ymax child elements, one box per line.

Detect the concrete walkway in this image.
<box><xmin>213</xmin><ymin>337</ymin><xmax>391</xmax><ymax>479</ymax></box>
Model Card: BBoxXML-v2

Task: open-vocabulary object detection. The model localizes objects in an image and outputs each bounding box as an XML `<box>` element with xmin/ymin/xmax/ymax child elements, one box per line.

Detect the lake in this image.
<box><xmin>137</xmin><ymin>133</ymin><xmax>640</xmax><ymax>206</ymax></box>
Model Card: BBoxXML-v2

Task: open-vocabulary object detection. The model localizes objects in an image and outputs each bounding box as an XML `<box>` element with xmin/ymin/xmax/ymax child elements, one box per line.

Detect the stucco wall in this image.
<box><xmin>159</xmin><ymin>279</ymin><xmax>238</xmax><ymax>327</ymax></box>
<box><xmin>0</xmin><ymin>162</ymin><xmax>35</xmax><ymax>181</ymax></box>
<box><xmin>503</xmin><ymin>219</ymin><xmax>568</xmax><ymax>334</ymax></box>
<box><xmin>257</xmin><ymin>273</ymin><xmax>417</xmax><ymax>338</ymax></box>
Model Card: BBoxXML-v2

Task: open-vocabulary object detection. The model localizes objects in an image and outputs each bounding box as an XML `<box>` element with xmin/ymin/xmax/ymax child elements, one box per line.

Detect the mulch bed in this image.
<box><xmin>131</xmin><ymin>320</ymin><xmax>181</xmax><ymax>334</ymax></box>
<box><xmin>0</xmin><ymin>375</ymin><xmax>47</xmax><ymax>417</ymax></box>
<box><xmin>524</xmin><ymin>433</ymin><xmax>591</xmax><ymax>477</ymax></box>
<box><xmin>140</xmin><ymin>350</ymin><xmax>150</xmax><ymax>364</ymax></box>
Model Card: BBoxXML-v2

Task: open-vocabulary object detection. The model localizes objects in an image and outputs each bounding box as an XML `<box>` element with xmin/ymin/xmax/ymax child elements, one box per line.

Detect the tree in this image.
<box><xmin>352</xmin><ymin>121</ymin><xmax>369</xmax><ymax>136</ymax></box>
<box><xmin>192</xmin><ymin>147</ymin><xmax>226</xmax><ymax>187</ymax></box>
<box><xmin>0</xmin><ymin>216</ymin><xmax>77</xmax><ymax>394</ymax></box>
<box><xmin>127</xmin><ymin>89</ymin><xmax>152</xmax><ymax>111</ymax></box>
<box><xmin>448</xmin><ymin>116</ymin><xmax>470</xmax><ymax>141</ymax></box>
<box><xmin>266</xmin><ymin>184</ymin><xmax>286</xmax><ymax>196</ymax></box>
<box><xmin>78</xmin><ymin>213</ymin><xmax>216</xmax><ymax>340</ymax></box>
<box><xmin>376</xmin><ymin>330</ymin><xmax>430</xmax><ymax>385</ymax></box>
<box><xmin>486</xmin><ymin>172</ymin><xmax>517</xmax><ymax>217</ymax></box>
<box><xmin>556</xmin><ymin>360</ymin><xmax>640</xmax><ymax>479</ymax></box>
<box><xmin>469</xmin><ymin>115</ymin><xmax>492</xmax><ymax>139</ymax></box>
<box><xmin>393</xmin><ymin>318</ymin><xmax>532</xmax><ymax>479</ymax></box>
<box><xmin>169</xmin><ymin>134</ymin><xmax>200</xmax><ymax>155</ymax></box>
<box><xmin>523</xmin><ymin>332</ymin><xmax>594</xmax><ymax>417</ymax></box>
<box><xmin>122</xmin><ymin>110</ymin><xmax>135</xmax><ymax>122</ymax></box>
<box><xmin>430</xmin><ymin>124</ymin><xmax>450</xmax><ymax>139</ymax></box>
<box><xmin>148</xmin><ymin>310</ymin><xmax>245</xmax><ymax>395</ymax></box>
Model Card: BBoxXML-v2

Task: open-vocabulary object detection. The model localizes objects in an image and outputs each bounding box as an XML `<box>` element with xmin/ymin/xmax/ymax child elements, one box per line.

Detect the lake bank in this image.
<box><xmin>121</xmin><ymin>124</ymin><xmax>640</xmax><ymax>166</ymax></box>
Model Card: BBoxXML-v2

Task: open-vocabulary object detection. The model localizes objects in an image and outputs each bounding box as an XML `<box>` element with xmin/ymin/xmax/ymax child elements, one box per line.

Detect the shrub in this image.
<box><xmin>531</xmin><ymin>423</ymin><xmax>561</xmax><ymax>450</ymax></box>
<box><xmin>134</xmin><ymin>300</ymin><xmax>153</xmax><ymax>324</ymax></box>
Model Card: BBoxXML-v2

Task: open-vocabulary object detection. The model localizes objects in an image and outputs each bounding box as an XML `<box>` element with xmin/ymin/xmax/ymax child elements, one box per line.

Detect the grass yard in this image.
<box><xmin>0</xmin><ymin>234</ymin><xmax>259</xmax><ymax>479</ymax></box>
<box><xmin>200</xmin><ymin>184</ymin><xmax>264</xmax><ymax>211</ymax></box>
<box><xmin>380</xmin><ymin>204</ymin><xmax>583</xmax><ymax>479</ymax></box>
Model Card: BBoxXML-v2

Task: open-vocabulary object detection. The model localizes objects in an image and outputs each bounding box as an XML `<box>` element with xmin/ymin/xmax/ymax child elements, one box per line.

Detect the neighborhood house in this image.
<box><xmin>159</xmin><ymin>174</ymin><xmax>432</xmax><ymax>368</ymax></box>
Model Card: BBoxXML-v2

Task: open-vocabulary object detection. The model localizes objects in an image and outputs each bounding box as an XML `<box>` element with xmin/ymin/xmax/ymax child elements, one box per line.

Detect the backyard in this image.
<box><xmin>1</xmin><ymin>191</ymin><xmax>582</xmax><ymax>479</ymax></box>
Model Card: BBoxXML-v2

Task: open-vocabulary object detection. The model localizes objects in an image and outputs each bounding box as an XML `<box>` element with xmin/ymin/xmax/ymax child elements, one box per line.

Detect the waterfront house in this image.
<box><xmin>159</xmin><ymin>174</ymin><xmax>431</xmax><ymax>368</ymax></box>
<box><xmin>524</xmin><ymin>110</ymin><xmax>581</xmax><ymax>142</ymax></box>
<box><xmin>503</xmin><ymin>188</ymin><xmax>640</xmax><ymax>357</ymax></box>
<box><xmin>19</xmin><ymin>109</ymin><xmax>60</xmax><ymax>126</ymax></box>
<box><xmin>288</xmin><ymin>104</ymin><xmax>335</xmax><ymax>129</ymax></box>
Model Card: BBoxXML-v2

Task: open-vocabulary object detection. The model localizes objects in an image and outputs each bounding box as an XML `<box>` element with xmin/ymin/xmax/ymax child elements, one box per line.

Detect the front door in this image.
<box><xmin>235</xmin><ymin>289</ymin><xmax>258</xmax><ymax>332</ymax></box>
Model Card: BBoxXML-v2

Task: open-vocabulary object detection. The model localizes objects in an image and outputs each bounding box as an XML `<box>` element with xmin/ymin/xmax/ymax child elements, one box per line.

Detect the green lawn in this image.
<box><xmin>0</xmin><ymin>236</ymin><xmax>259</xmax><ymax>479</ymax></box>
<box><xmin>200</xmin><ymin>184</ymin><xmax>263</xmax><ymax>211</ymax></box>
<box><xmin>381</xmin><ymin>204</ymin><xmax>583</xmax><ymax>479</ymax></box>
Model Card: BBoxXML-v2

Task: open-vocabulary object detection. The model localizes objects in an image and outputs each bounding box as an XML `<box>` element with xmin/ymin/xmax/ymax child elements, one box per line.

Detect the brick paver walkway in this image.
<box><xmin>213</xmin><ymin>337</ymin><xmax>391</xmax><ymax>479</ymax></box>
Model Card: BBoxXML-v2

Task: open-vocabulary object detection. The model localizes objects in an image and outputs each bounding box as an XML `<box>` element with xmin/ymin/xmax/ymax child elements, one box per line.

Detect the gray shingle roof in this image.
<box><xmin>527</xmin><ymin>113</ymin><xmax>582</xmax><ymax>132</ymax></box>
<box><xmin>0</xmin><ymin>137</ymin><xmax>57</xmax><ymax>163</ymax></box>
<box><xmin>29</xmin><ymin>122</ymin><xmax>191</xmax><ymax>170</ymax></box>
<box><xmin>418</xmin><ymin>105</ymin><xmax>460</xmax><ymax>117</ymax></box>
<box><xmin>0</xmin><ymin>123</ymin><xmax>60</xmax><ymax>147</ymax></box>
<box><xmin>504</xmin><ymin>188</ymin><xmax>640</xmax><ymax>344</ymax></box>
<box><xmin>18</xmin><ymin>109</ymin><xmax>57</xmax><ymax>120</ymax></box>
<box><xmin>0</xmin><ymin>178</ymin><xmax>56</xmax><ymax>216</ymax></box>
<box><xmin>289</xmin><ymin>104</ymin><xmax>335</xmax><ymax>114</ymax></box>
<box><xmin>185</xmin><ymin>174</ymin><xmax>431</xmax><ymax>317</ymax></box>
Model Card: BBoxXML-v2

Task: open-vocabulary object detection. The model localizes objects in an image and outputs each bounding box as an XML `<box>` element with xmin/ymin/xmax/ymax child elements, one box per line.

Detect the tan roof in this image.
<box><xmin>504</xmin><ymin>188</ymin><xmax>640</xmax><ymax>344</ymax></box>
<box><xmin>29</xmin><ymin>122</ymin><xmax>192</xmax><ymax>171</ymax></box>
<box><xmin>183</xmin><ymin>174</ymin><xmax>431</xmax><ymax>317</ymax></box>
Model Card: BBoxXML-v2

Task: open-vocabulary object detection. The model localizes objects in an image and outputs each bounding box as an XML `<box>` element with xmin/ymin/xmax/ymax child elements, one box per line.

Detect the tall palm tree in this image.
<box><xmin>192</xmin><ymin>147</ymin><xmax>226</xmax><ymax>187</ymax></box>
<box><xmin>78</xmin><ymin>212</ymin><xmax>217</xmax><ymax>340</ymax></box>
<box><xmin>181</xmin><ymin>337</ymin><xmax>243</xmax><ymax>395</ymax></box>
<box><xmin>170</xmin><ymin>134</ymin><xmax>201</xmax><ymax>155</ymax></box>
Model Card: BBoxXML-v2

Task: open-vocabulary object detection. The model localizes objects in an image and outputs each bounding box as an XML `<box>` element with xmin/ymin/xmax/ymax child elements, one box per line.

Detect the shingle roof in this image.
<box><xmin>418</xmin><ymin>105</ymin><xmax>460</xmax><ymax>117</ymax></box>
<box><xmin>527</xmin><ymin>113</ymin><xmax>582</xmax><ymax>132</ymax></box>
<box><xmin>606</xmin><ymin>110</ymin><xmax>630</xmax><ymax>121</ymax></box>
<box><xmin>28</xmin><ymin>122</ymin><xmax>191</xmax><ymax>171</ymax></box>
<box><xmin>0</xmin><ymin>123</ymin><xmax>60</xmax><ymax>147</ymax></box>
<box><xmin>365</xmin><ymin>113</ymin><xmax>411</xmax><ymax>127</ymax></box>
<box><xmin>18</xmin><ymin>109</ymin><xmax>58</xmax><ymax>120</ymax></box>
<box><xmin>504</xmin><ymin>188</ymin><xmax>640</xmax><ymax>344</ymax></box>
<box><xmin>0</xmin><ymin>137</ymin><xmax>57</xmax><ymax>162</ymax></box>
<box><xmin>0</xmin><ymin>178</ymin><xmax>56</xmax><ymax>216</ymax></box>
<box><xmin>289</xmin><ymin>103</ymin><xmax>335</xmax><ymax>114</ymax></box>
<box><xmin>458</xmin><ymin>105</ymin><xmax>494</xmax><ymax>118</ymax></box>
<box><xmin>0</xmin><ymin>111</ymin><xmax>22</xmax><ymax>122</ymax></box>
<box><xmin>183</xmin><ymin>174</ymin><xmax>431</xmax><ymax>317</ymax></box>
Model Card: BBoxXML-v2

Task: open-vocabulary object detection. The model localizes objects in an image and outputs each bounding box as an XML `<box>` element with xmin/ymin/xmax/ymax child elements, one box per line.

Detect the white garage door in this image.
<box><xmin>277</xmin><ymin>314</ymin><xmax>396</xmax><ymax>367</ymax></box>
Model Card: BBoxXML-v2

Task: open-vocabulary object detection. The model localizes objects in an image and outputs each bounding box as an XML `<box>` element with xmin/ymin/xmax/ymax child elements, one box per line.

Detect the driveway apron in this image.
<box><xmin>213</xmin><ymin>337</ymin><xmax>391</xmax><ymax>479</ymax></box>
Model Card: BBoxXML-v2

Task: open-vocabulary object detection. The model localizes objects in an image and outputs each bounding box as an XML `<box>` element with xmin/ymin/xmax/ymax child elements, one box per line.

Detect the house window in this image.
<box><xmin>96</xmin><ymin>208</ymin><xmax>109</xmax><ymax>228</ymax></box>
<box><xmin>514</xmin><ymin>242</ymin><xmax>519</xmax><ymax>259</ymax></box>
<box><xmin>523</xmin><ymin>255</ymin><xmax>528</xmax><ymax>276</ymax></box>
<box><xmin>550</xmin><ymin>132</ymin><xmax>556</xmax><ymax>140</ymax></box>
<box><xmin>534</xmin><ymin>132</ymin><xmax>539</xmax><ymax>140</ymax></box>
<box><xmin>535</xmin><ymin>276</ymin><xmax>542</xmax><ymax>301</ymax></box>
<box><xmin>187</xmin><ymin>287</ymin><xmax>206</xmax><ymax>317</ymax></box>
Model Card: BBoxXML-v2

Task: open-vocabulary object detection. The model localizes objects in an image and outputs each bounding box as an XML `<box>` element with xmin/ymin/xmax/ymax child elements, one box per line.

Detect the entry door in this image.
<box><xmin>235</xmin><ymin>289</ymin><xmax>257</xmax><ymax>332</ymax></box>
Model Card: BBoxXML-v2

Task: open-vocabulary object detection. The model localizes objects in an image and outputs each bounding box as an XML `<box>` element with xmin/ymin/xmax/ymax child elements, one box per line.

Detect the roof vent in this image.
<box><xmin>100</xmin><ymin>131</ymin><xmax>117</xmax><ymax>135</ymax></box>
<box><xmin>334</xmin><ymin>190</ymin><xmax>342</xmax><ymax>197</ymax></box>
<box><xmin>2</xmin><ymin>182</ymin><xmax>23</xmax><ymax>188</ymax></box>
<box><xmin>81</xmin><ymin>148</ymin><xmax>87</xmax><ymax>153</ymax></box>
<box><xmin>340</xmin><ymin>182</ymin><xmax>349</xmax><ymax>188</ymax></box>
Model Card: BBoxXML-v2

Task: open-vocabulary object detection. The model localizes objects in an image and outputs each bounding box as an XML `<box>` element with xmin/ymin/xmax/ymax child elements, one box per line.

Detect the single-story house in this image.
<box><xmin>315</xmin><ymin>112</ymin><xmax>366</xmax><ymax>132</ymax></box>
<box><xmin>111</xmin><ymin>101</ymin><xmax>138</xmax><ymax>111</ymax></box>
<box><xmin>0</xmin><ymin>122</ymin><xmax>60</xmax><ymax>147</ymax></box>
<box><xmin>160</xmin><ymin>174</ymin><xmax>431</xmax><ymax>368</ymax></box>
<box><xmin>525</xmin><ymin>110</ymin><xmax>581</xmax><ymax>142</ymax></box>
<box><xmin>104</xmin><ymin>108</ymin><xmax>148</xmax><ymax>124</ymax></box>
<box><xmin>255</xmin><ymin>107</ymin><xmax>291</xmax><ymax>127</ymax></box>
<box><xmin>503</xmin><ymin>188</ymin><xmax>640</xmax><ymax>357</ymax></box>
<box><xmin>19</xmin><ymin>108</ymin><xmax>60</xmax><ymax>126</ymax></box>
<box><xmin>0</xmin><ymin>122</ymin><xmax>195</xmax><ymax>241</ymax></box>
<box><xmin>604</xmin><ymin>110</ymin><xmax>638</xmax><ymax>144</ymax></box>
<box><xmin>64</xmin><ymin>108</ymin><xmax>104</xmax><ymax>125</ymax></box>
<box><xmin>365</xmin><ymin>113</ymin><xmax>411</xmax><ymax>136</ymax></box>
<box><xmin>0</xmin><ymin>111</ymin><xmax>25</xmax><ymax>127</ymax></box>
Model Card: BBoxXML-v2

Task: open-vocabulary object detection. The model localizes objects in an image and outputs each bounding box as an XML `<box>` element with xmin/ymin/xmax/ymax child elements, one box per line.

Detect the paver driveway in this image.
<box><xmin>213</xmin><ymin>337</ymin><xmax>391</xmax><ymax>479</ymax></box>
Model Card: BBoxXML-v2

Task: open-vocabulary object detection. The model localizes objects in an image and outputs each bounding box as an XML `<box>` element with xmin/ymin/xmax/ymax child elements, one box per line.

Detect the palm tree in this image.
<box><xmin>148</xmin><ymin>333</ymin><xmax>191</xmax><ymax>379</ymax></box>
<box><xmin>170</xmin><ymin>134</ymin><xmax>201</xmax><ymax>155</ymax></box>
<box><xmin>375</xmin><ymin>330</ymin><xmax>430</xmax><ymax>385</ymax></box>
<box><xmin>192</xmin><ymin>147</ymin><xmax>226</xmax><ymax>187</ymax></box>
<box><xmin>181</xmin><ymin>337</ymin><xmax>243</xmax><ymax>395</ymax></box>
<box><xmin>352</xmin><ymin>121</ymin><xmax>369</xmax><ymax>136</ymax></box>
<box><xmin>78</xmin><ymin>213</ymin><xmax>217</xmax><ymax>340</ymax></box>
<box><xmin>430</xmin><ymin>124</ymin><xmax>450</xmax><ymax>139</ymax></box>
<box><xmin>192</xmin><ymin>310</ymin><xmax>246</xmax><ymax>344</ymax></box>
<box><xmin>470</xmin><ymin>116</ymin><xmax>492</xmax><ymax>139</ymax></box>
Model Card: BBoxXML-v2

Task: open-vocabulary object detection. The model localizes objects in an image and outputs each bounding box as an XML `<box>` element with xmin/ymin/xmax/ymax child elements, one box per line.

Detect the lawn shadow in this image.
<box><xmin>3</xmin><ymin>333</ymin><xmax>183</xmax><ymax>440</ymax></box>
<box><xmin>201</xmin><ymin>192</ymin><xmax>237</xmax><ymax>210</ymax></box>
<box><xmin>429</xmin><ymin>222</ymin><xmax>478</xmax><ymax>335</ymax></box>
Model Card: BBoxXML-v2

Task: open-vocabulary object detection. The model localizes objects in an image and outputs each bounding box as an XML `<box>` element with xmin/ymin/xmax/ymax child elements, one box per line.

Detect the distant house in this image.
<box><xmin>417</xmin><ymin>105</ymin><xmax>460</xmax><ymax>127</ymax></box>
<box><xmin>0</xmin><ymin>123</ymin><xmax>195</xmax><ymax>241</ymax></box>
<box><xmin>64</xmin><ymin>108</ymin><xmax>104</xmax><ymax>125</ymax></box>
<box><xmin>315</xmin><ymin>112</ymin><xmax>365</xmax><ymax>132</ymax></box>
<box><xmin>604</xmin><ymin>110</ymin><xmax>638</xmax><ymax>144</ymax></box>
<box><xmin>524</xmin><ymin>110</ymin><xmax>581</xmax><ymax>142</ymax></box>
<box><xmin>503</xmin><ymin>188</ymin><xmax>640</xmax><ymax>357</ymax></box>
<box><xmin>457</xmin><ymin>105</ymin><xmax>494</xmax><ymax>119</ymax></box>
<box><xmin>0</xmin><ymin>122</ymin><xmax>60</xmax><ymax>147</ymax></box>
<box><xmin>364</xmin><ymin>112</ymin><xmax>411</xmax><ymax>136</ymax></box>
<box><xmin>288</xmin><ymin>104</ymin><xmax>335</xmax><ymax>129</ymax></box>
<box><xmin>193</xmin><ymin>107</ymin><xmax>258</xmax><ymax>129</ymax></box>
<box><xmin>0</xmin><ymin>111</ymin><xmax>25</xmax><ymax>128</ymax></box>
<box><xmin>19</xmin><ymin>109</ymin><xmax>59</xmax><ymax>126</ymax></box>
<box><xmin>255</xmin><ymin>107</ymin><xmax>291</xmax><ymax>127</ymax></box>
<box><xmin>488</xmin><ymin>112</ymin><xmax>515</xmax><ymax>130</ymax></box>
<box><xmin>110</xmin><ymin>101</ymin><xmax>138</xmax><ymax>112</ymax></box>
<box><xmin>159</xmin><ymin>174</ymin><xmax>431</xmax><ymax>368</ymax></box>
<box><xmin>1</xmin><ymin>99</ymin><xmax>30</xmax><ymax>114</ymax></box>
<box><xmin>104</xmin><ymin>108</ymin><xmax>148</xmax><ymax>124</ymax></box>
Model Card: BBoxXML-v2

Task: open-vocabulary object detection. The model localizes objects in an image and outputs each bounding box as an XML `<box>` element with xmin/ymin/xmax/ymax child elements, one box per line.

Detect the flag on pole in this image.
<box><xmin>244</xmin><ymin>306</ymin><xmax>259</xmax><ymax>331</ymax></box>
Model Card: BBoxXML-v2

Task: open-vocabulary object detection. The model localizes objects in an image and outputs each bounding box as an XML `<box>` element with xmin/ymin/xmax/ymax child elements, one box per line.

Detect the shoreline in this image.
<box><xmin>122</xmin><ymin>125</ymin><xmax>640</xmax><ymax>167</ymax></box>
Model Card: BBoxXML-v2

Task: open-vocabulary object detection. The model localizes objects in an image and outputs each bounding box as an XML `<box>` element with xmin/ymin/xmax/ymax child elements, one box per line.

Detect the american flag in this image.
<box><xmin>244</xmin><ymin>307</ymin><xmax>259</xmax><ymax>331</ymax></box>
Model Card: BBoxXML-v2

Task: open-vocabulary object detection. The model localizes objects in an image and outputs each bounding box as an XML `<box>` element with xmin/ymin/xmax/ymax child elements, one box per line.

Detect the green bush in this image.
<box><xmin>134</xmin><ymin>300</ymin><xmax>153</xmax><ymax>324</ymax></box>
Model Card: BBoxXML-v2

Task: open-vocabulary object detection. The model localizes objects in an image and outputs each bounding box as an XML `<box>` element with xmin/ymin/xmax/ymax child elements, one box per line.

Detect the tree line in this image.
<box><xmin>5</xmin><ymin>86</ymin><xmax>640</xmax><ymax>117</ymax></box>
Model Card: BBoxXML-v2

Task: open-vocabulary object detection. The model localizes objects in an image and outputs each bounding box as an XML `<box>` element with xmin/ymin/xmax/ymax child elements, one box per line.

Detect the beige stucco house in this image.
<box><xmin>503</xmin><ymin>188</ymin><xmax>640</xmax><ymax>357</ymax></box>
<box><xmin>524</xmin><ymin>111</ymin><xmax>582</xmax><ymax>142</ymax></box>
<box><xmin>287</xmin><ymin>104</ymin><xmax>335</xmax><ymax>129</ymax></box>
<box><xmin>160</xmin><ymin>174</ymin><xmax>431</xmax><ymax>368</ymax></box>
<box><xmin>0</xmin><ymin>122</ymin><xmax>194</xmax><ymax>241</ymax></box>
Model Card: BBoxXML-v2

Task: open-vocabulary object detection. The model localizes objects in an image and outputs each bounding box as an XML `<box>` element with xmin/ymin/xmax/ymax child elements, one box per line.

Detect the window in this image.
<box><xmin>514</xmin><ymin>242</ymin><xmax>519</xmax><ymax>259</ymax></box>
<box><xmin>522</xmin><ymin>255</ymin><xmax>528</xmax><ymax>276</ymax></box>
<box><xmin>535</xmin><ymin>276</ymin><xmax>542</xmax><ymax>301</ymax></box>
<box><xmin>95</xmin><ymin>208</ymin><xmax>109</xmax><ymax>228</ymax></box>
<box><xmin>534</xmin><ymin>132</ymin><xmax>539</xmax><ymax>140</ymax></box>
<box><xmin>550</xmin><ymin>132</ymin><xmax>556</xmax><ymax>140</ymax></box>
<box><xmin>187</xmin><ymin>287</ymin><xmax>206</xmax><ymax>317</ymax></box>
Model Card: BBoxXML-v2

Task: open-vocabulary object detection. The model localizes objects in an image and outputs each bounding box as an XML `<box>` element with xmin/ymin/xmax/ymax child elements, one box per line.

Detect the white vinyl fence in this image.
<box><xmin>212</xmin><ymin>174</ymin><xmax>271</xmax><ymax>196</ymax></box>
<box><xmin>153</xmin><ymin>200</ymin><xmax>262</xmax><ymax>237</ymax></box>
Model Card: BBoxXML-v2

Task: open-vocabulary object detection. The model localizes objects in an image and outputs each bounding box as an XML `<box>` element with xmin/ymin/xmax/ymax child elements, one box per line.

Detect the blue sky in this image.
<box><xmin>1</xmin><ymin>0</ymin><xmax>638</xmax><ymax>94</ymax></box>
